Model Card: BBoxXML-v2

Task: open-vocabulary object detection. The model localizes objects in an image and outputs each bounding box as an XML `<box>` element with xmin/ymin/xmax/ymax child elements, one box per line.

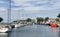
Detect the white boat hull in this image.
<box><xmin>14</xmin><ymin>24</ymin><xmax>26</xmax><ymax>28</ymax></box>
<box><xmin>15</xmin><ymin>25</ymin><xmax>20</xmax><ymax>28</ymax></box>
<box><xmin>0</xmin><ymin>28</ymin><xmax>8</xmax><ymax>33</ymax></box>
<box><xmin>57</xmin><ymin>23</ymin><xmax>60</xmax><ymax>26</ymax></box>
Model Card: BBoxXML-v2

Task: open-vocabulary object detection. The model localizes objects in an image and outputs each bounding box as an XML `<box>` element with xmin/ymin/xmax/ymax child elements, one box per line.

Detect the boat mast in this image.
<box><xmin>7</xmin><ymin>0</ymin><xmax>11</xmax><ymax>25</ymax></box>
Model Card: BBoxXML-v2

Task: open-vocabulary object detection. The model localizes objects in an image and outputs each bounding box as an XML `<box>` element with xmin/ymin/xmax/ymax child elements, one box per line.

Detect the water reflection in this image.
<box><xmin>0</xmin><ymin>33</ymin><xmax>8</xmax><ymax>37</ymax></box>
<box><xmin>51</xmin><ymin>27</ymin><xmax>57</xmax><ymax>32</ymax></box>
<box><xmin>9</xmin><ymin>25</ymin><xmax>59</xmax><ymax>37</ymax></box>
<box><xmin>58</xmin><ymin>27</ymin><xmax>60</xmax><ymax>37</ymax></box>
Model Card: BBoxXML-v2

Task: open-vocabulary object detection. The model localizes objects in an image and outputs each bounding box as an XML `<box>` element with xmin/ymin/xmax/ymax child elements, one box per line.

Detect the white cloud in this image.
<box><xmin>12</xmin><ymin>0</ymin><xmax>24</xmax><ymax>5</ymax></box>
<box><xmin>0</xmin><ymin>7</ymin><xmax>7</xmax><ymax>12</ymax></box>
<box><xmin>23</xmin><ymin>3</ymin><xmax>33</xmax><ymax>7</ymax></box>
<box><xmin>12</xmin><ymin>0</ymin><xmax>60</xmax><ymax>11</ymax></box>
<box><xmin>11</xmin><ymin>0</ymin><xmax>60</xmax><ymax>14</ymax></box>
<box><xmin>52</xmin><ymin>2</ymin><xmax>60</xmax><ymax>9</ymax></box>
<box><xmin>24</xmin><ymin>6</ymin><xmax>46</xmax><ymax>11</ymax></box>
<box><xmin>0</xmin><ymin>0</ymin><xmax>60</xmax><ymax>22</ymax></box>
<box><xmin>0</xmin><ymin>1</ymin><xmax>5</xmax><ymax>3</ymax></box>
<box><xmin>12</xmin><ymin>0</ymin><xmax>36</xmax><ymax>6</ymax></box>
<box><xmin>11</xmin><ymin>2</ymin><xmax>20</xmax><ymax>6</ymax></box>
<box><xmin>0</xmin><ymin>1</ymin><xmax>8</xmax><ymax>3</ymax></box>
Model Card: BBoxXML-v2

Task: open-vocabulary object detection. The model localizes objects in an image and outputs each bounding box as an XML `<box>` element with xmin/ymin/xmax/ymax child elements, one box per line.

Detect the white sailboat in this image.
<box><xmin>14</xmin><ymin>24</ymin><xmax>23</xmax><ymax>28</ymax></box>
<box><xmin>0</xmin><ymin>28</ymin><xmax>8</xmax><ymax>33</ymax></box>
<box><xmin>57</xmin><ymin>22</ymin><xmax>60</xmax><ymax>26</ymax></box>
<box><xmin>14</xmin><ymin>12</ymin><xmax>23</xmax><ymax>28</ymax></box>
<box><xmin>0</xmin><ymin>26</ymin><xmax>9</xmax><ymax>33</ymax></box>
<box><xmin>14</xmin><ymin>24</ymin><xmax>20</xmax><ymax>28</ymax></box>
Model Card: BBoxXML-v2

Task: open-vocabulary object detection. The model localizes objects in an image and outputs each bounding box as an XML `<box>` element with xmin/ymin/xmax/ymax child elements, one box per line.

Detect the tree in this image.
<box><xmin>26</xmin><ymin>18</ymin><xmax>32</xmax><ymax>22</ymax></box>
<box><xmin>36</xmin><ymin>17</ymin><xmax>44</xmax><ymax>22</ymax></box>
<box><xmin>57</xmin><ymin>13</ymin><xmax>60</xmax><ymax>18</ymax></box>
<box><xmin>57</xmin><ymin>13</ymin><xmax>60</xmax><ymax>22</ymax></box>
<box><xmin>45</xmin><ymin>17</ymin><xmax>49</xmax><ymax>21</ymax></box>
<box><xmin>55</xmin><ymin>18</ymin><xmax>59</xmax><ymax>22</ymax></box>
<box><xmin>0</xmin><ymin>17</ymin><xmax>3</xmax><ymax>22</ymax></box>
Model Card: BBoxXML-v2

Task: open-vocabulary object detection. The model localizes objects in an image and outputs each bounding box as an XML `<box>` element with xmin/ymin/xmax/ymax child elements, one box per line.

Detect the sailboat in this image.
<box><xmin>14</xmin><ymin>23</ymin><xmax>25</xmax><ymax>28</ymax></box>
<box><xmin>13</xmin><ymin>12</ymin><xmax>24</xmax><ymax>28</ymax></box>
<box><xmin>0</xmin><ymin>26</ymin><xmax>9</xmax><ymax>33</ymax></box>
<box><xmin>0</xmin><ymin>0</ymin><xmax>12</xmax><ymax>33</ymax></box>
<box><xmin>14</xmin><ymin>24</ymin><xmax>21</xmax><ymax>28</ymax></box>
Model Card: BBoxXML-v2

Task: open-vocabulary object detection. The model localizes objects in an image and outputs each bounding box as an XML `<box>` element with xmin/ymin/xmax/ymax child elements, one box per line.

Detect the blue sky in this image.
<box><xmin>0</xmin><ymin>0</ymin><xmax>60</xmax><ymax>22</ymax></box>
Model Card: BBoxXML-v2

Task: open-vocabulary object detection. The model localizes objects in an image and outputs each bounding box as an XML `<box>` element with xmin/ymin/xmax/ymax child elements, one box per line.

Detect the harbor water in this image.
<box><xmin>0</xmin><ymin>24</ymin><xmax>60</xmax><ymax>37</ymax></box>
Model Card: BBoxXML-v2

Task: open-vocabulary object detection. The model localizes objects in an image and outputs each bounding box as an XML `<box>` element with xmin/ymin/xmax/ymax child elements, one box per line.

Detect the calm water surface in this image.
<box><xmin>0</xmin><ymin>24</ymin><xmax>60</xmax><ymax>37</ymax></box>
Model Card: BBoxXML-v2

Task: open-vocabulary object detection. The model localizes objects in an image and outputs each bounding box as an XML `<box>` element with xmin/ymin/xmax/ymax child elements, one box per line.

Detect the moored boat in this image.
<box><xmin>0</xmin><ymin>28</ymin><xmax>8</xmax><ymax>33</ymax></box>
<box><xmin>14</xmin><ymin>24</ymin><xmax>20</xmax><ymax>28</ymax></box>
<box><xmin>14</xmin><ymin>24</ymin><xmax>24</xmax><ymax>28</ymax></box>
<box><xmin>57</xmin><ymin>22</ymin><xmax>60</xmax><ymax>27</ymax></box>
<box><xmin>0</xmin><ymin>26</ymin><xmax>9</xmax><ymax>33</ymax></box>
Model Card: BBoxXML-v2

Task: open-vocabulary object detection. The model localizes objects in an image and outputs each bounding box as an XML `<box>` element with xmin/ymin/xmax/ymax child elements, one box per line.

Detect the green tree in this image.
<box><xmin>55</xmin><ymin>18</ymin><xmax>59</xmax><ymax>22</ymax></box>
<box><xmin>56</xmin><ymin>13</ymin><xmax>60</xmax><ymax>22</ymax></box>
<box><xmin>45</xmin><ymin>17</ymin><xmax>49</xmax><ymax>21</ymax></box>
<box><xmin>0</xmin><ymin>17</ymin><xmax>3</xmax><ymax>22</ymax></box>
<box><xmin>26</xmin><ymin>18</ymin><xmax>32</xmax><ymax>22</ymax></box>
<box><xmin>36</xmin><ymin>17</ymin><xmax>44</xmax><ymax>22</ymax></box>
<box><xmin>57</xmin><ymin>13</ymin><xmax>60</xmax><ymax>18</ymax></box>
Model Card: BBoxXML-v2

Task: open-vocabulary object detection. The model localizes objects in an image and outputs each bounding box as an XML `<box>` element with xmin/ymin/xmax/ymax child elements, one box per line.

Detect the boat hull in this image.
<box><xmin>0</xmin><ymin>28</ymin><xmax>8</xmax><ymax>33</ymax></box>
<box><xmin>14</xmin><ymin>24</ymin><xmax>26</xmax><ymax>28</ymax></box>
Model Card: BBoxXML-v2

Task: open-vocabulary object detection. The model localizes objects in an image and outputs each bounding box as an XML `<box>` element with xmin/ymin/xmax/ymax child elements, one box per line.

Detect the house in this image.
<box><xmin>48</xmin><ymin>18</ymin><xmax>56</xmax><ymax>22</ymax></box>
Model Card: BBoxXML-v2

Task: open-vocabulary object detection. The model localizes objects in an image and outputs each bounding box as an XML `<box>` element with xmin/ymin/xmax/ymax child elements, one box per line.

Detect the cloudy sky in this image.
<box><xmin>0</xmin><ymin>0</ymin><xmax>60</xmax><ymax>22</ymax></box>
